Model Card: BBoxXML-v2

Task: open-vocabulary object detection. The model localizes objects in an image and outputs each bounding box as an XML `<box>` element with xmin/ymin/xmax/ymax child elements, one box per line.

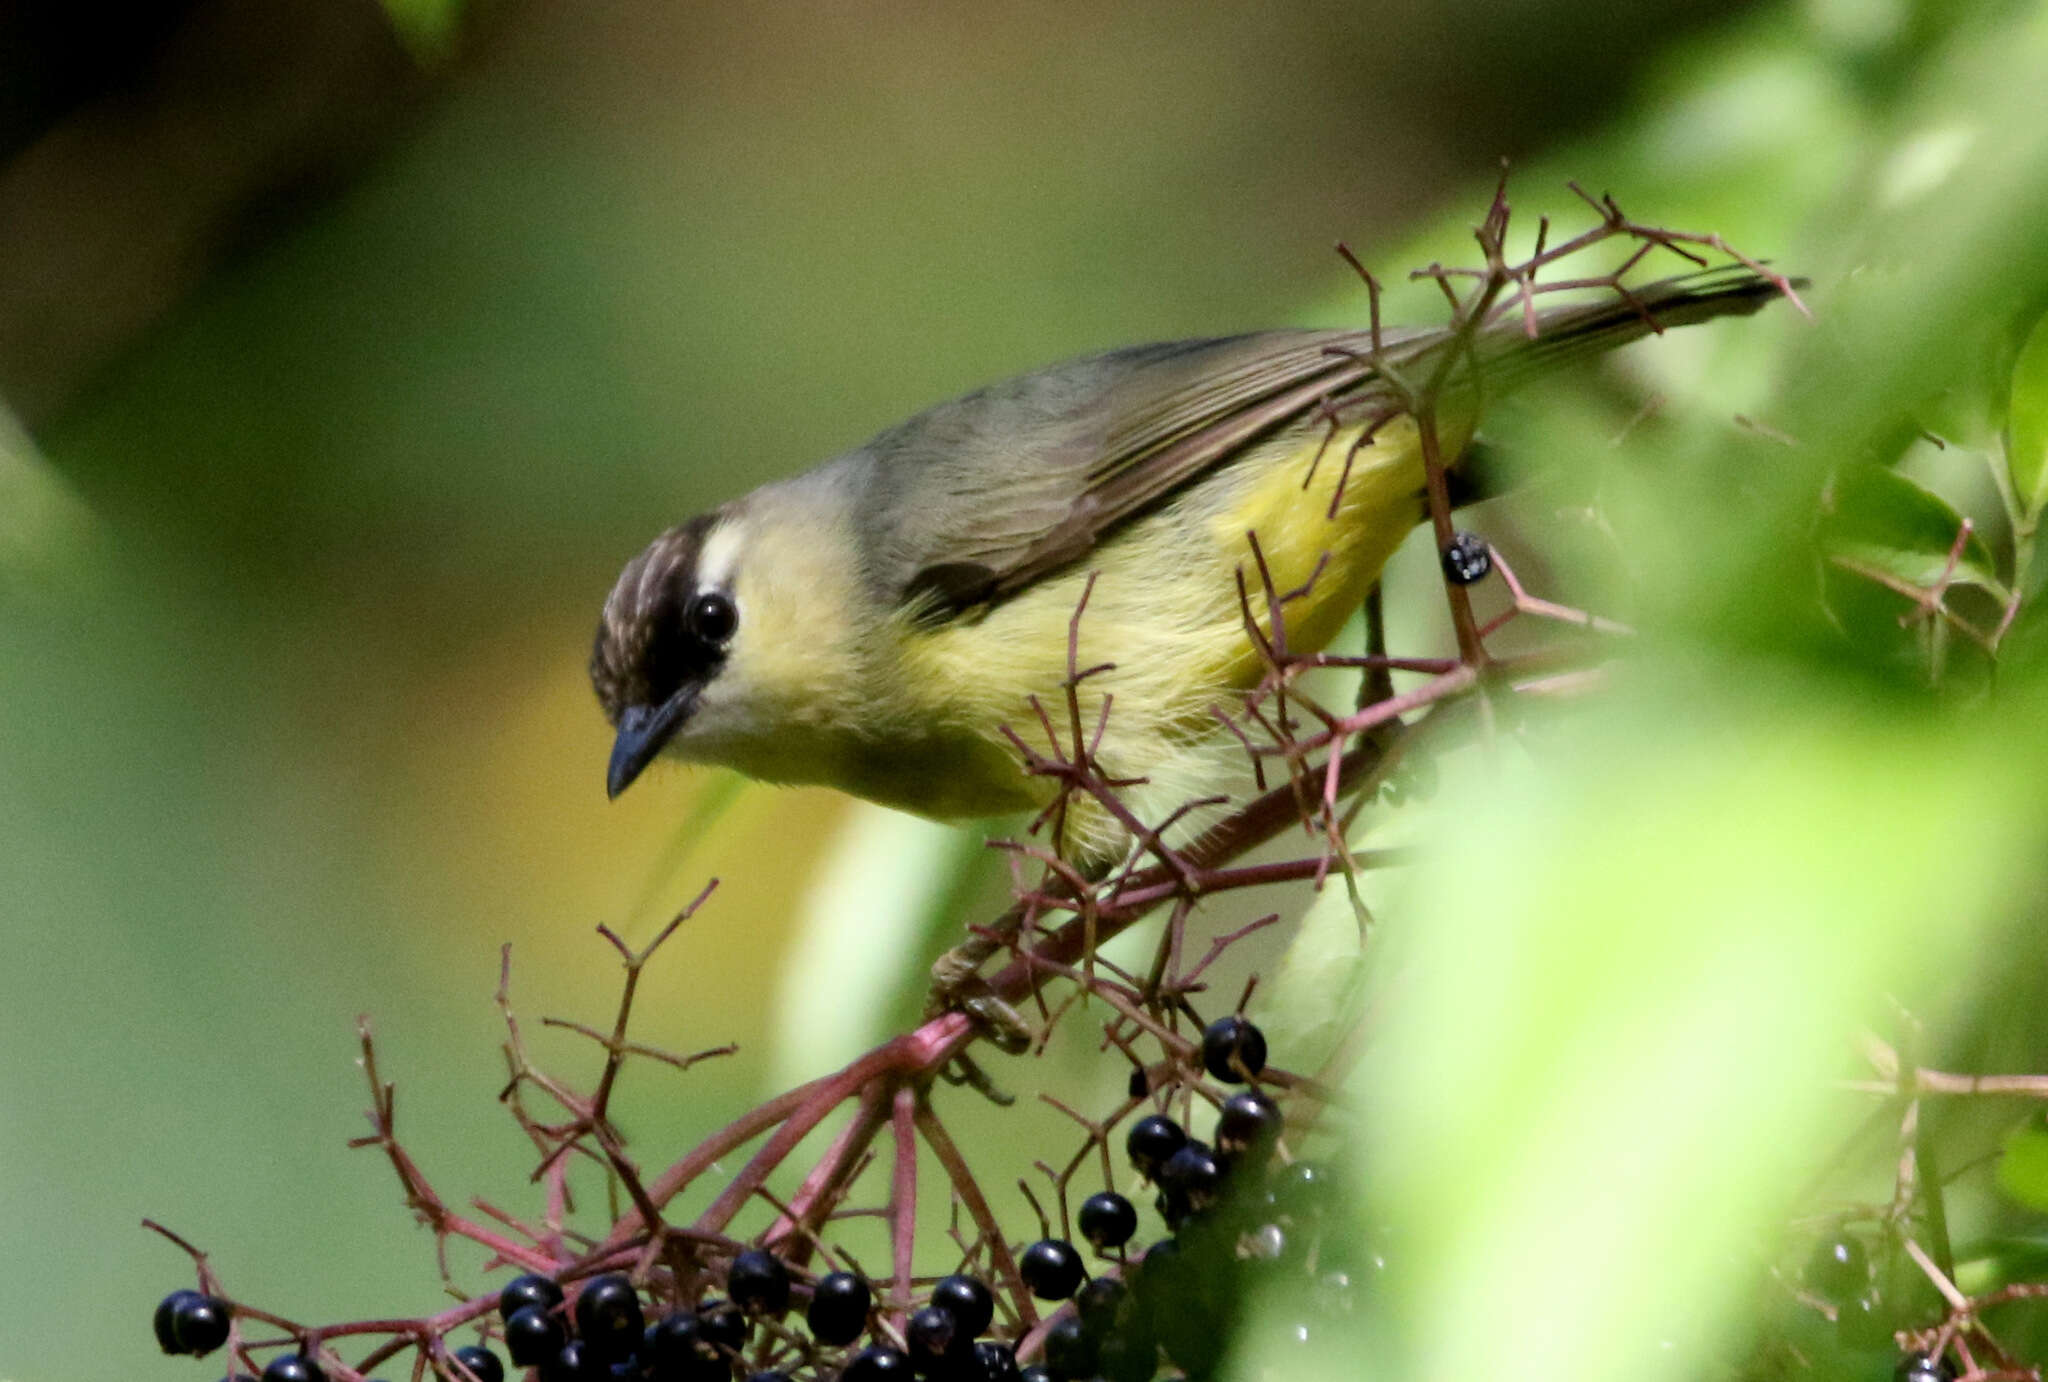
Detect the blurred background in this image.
<box><xmin>5</xmin><ymin>3</ymin><xmax>2048</xmax><ymax>1381</ymax></box>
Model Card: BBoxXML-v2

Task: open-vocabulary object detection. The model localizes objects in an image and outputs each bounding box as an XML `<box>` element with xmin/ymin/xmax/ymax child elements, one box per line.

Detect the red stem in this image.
<box><xmin>762</xmin><ymin>1081</ymin><xmax>894</xmax><ymax>1264</ymax></box>
<box><xmin>914</xmin><ymin>1100</ymin><xmax>1036</xmax><ymax>1330</ymax></box>
<box><xmin>889</xmin><ymin>1087</ymin><xmax>920</xmax><ymax>1334</ymax></box>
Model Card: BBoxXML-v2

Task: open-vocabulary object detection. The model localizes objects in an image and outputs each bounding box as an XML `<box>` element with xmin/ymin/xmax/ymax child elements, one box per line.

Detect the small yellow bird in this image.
<box><xmin>591</xmin><ymin>269</ymin><xmax>1783</xmax><ymax>853</ymax></box>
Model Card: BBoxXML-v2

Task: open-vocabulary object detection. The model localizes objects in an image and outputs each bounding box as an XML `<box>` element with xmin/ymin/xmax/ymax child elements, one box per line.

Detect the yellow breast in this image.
<box><xmin>892</xmin><ymin>414</ymin><xmax>1442</xmax><ymax>841</ymax></box>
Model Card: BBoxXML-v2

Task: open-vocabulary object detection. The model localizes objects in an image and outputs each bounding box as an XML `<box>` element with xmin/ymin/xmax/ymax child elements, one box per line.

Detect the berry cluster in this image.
<box><xmin>486</xmin><ymin>1259</ymin><xmax>992</xmax><ymax>1382</ymax></box>
<box><xmin>820</xmin><ymin>1013</ymin><xmax>1338</xmax><ymax>1382</ymax></box>
<box><xmin>1094</xmin><ymin>1090</ymin><xmax>1354</xmax><ymax>1375</ymax></box>
<box><xmin>495</xmin><ymin>1266</ymin><xmax>763</xmax><ymax>1382</ymax></box>
<box><xmin>154</xmin><ymin>1283</ymin><xmax>507</xmax><ymax>1382</ymax></box>
<box><xmin>148</xmin><ymin>1012</ymin><xmax>1330</xmax><ymax>1382</ymax></box>
<box><xmin>846</xmin><ymin>1271</ymin><xmax>1011</xmax><ymax>1382</ymax></box>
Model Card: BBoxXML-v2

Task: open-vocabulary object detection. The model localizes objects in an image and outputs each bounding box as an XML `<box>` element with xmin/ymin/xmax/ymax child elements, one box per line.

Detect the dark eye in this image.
<box><xmin>687</xmin><ymin>591</ymin><xmax>737</xmax><ymax>644</ymax></box>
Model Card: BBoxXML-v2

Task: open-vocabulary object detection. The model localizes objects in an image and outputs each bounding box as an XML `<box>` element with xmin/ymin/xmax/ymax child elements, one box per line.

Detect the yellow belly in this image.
<box><xmin>889</xmin><ymin>415</ymin><xmax>1441</xmax><ymax>839</ymax></box>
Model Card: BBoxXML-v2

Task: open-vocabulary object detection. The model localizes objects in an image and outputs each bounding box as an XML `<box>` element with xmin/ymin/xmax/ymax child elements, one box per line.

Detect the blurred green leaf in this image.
<box><xmin>1335</xmin><ymin>664</ymin><xmax>2040</xmax><ymax>1382</ymax></box>
<box><xmin>1254</xmin><ymin>869</ymin><xmax>1368</xmax><ymax>1074</ymax></box>
<box><xmin>2007</xmin><ymin>308</ymin><xmax>2048</xmax><ymax>520</ymax></box>
<box><xmin>1910</xmin><ymin>338</ymin><xmax>2010</xmax><ymax>451</ymax></box>
<box><xmin>768</xmin><ymin>804</ymin><xmax>993</xmax><ymax>1088</ymax></box>
<box><xmin>378</xmin><ymin>0</ymin><xmax>464</xmax><ymax>61</ymax></box>
<box><xmin>1959</xmin><ymin>1234</ymin><xmax>2048</xmax><ymax>1295</ymax></box>
<box><xmin>621</xmin><ymin>771</ymin><xmax>750</xmax><ymax>931</ymax></box>
<box><xmin>1997</xmin><ymin>1121</ymin><xmax>2048</xmax><ymax>1213</ymax></box>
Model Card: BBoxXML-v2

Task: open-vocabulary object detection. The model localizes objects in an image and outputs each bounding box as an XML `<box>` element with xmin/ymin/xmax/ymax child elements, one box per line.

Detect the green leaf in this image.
<box><xmin>0</xmin><ymin>407</ymin><xmax>97</xmax><ymax>595</ymax></box>
<box><xmin>2008</xmin><ymin>308</ymin><xmax>2048</xmax><ymax>519</ymax></box>
<box><xmin>1253</xmin><ymin>867</ymin><xmax>1369</xmax><ymax>1071</ymax></box>
<box><xmin>1997</xmin><ymin>1122</ymin><xmax>2048</xmax><ymax>1212</ymax></box>
<box><xmin>1817</xmin><ymin>464</ymin><xmax>2009</xmax><ymax>679</ymax></box>
<box><xmin>1820</xmin><ymin>463</ymin><xmax>2004</xmax><ymax>594</ymax></box>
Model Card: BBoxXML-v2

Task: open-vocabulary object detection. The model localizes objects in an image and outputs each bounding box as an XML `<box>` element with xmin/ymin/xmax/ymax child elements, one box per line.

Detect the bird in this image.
<box><xmin>591</xmin><ymin>267</ymin><xmax>1789</xmax><ymax>858</ymax></box>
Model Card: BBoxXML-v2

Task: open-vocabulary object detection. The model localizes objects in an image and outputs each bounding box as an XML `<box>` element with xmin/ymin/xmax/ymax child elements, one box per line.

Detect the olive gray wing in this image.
<box><xmin>855</xmin><ymin>328</ymin><xmax>1406</xmax><ymax>622</ymax></box>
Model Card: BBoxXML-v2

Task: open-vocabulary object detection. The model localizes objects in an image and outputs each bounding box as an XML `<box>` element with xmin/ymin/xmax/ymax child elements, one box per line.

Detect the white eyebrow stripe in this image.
<box><xmin>632</xmin><ymin>545</ymin><xmax>667</xmax><ymax>611</ymax></box>
<box><xmin>697</xmin><ymin>519</ymin><xmax>746</xmax><ymax>593</ymax></box>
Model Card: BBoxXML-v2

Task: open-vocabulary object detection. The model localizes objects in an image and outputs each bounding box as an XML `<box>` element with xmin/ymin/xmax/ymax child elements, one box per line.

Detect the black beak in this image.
<box><xmin>607</xmin><ymin>692</ymin><xmax>696</xmax><ymax>799</ymax></box>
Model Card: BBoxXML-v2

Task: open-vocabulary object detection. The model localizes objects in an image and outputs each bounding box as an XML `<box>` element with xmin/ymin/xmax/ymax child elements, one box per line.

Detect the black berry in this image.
<box><xmin>1159</xmin><ymin>1142</ymin><xmax>1228</xmax><ymax>1217</ymax></box>
<box><xmin>1441</xmin><ymin>531</ymin><xmax>1492</xmax><ymax>585</ymax></box>
<box><xmin>540</xmin><ymin>1341</ymin><xmax>596</xmax><ymax>1382</ymax></box>
<box><xmin>155</xmin><ymin>1291</ymin><xmax>203</xmax><ymax>1354</ymax></box>
<box><xmin>575</xmin><ymin>1276</ymin><xmax>645</xmax><ymax>1361</ymax></box>
<box><xmin>929</xmin><ymin>1274</ymin><xmax>994</xmax><ymax>1338</ymax></box>
<box><xmin>500</xmin><ymin>1274</ymin><xmax>566</xmax><ymax>1321</ymax></box>
<box><xmin>1214</xmin><ymin>1090</ymin><xmax>1283</xmax><ymax>1163</ymax></box>
<box><xmin>1172</xmin><ymin>1206</ymin><xmax>1237</xmax><ymax>1270</ymax></box>
<box><xmin>454</xmin><ymin>1346</ymin><xmax>505</xmax><ymax>1382</ymax></box>
<box><xmin>1152</xmin><ymin>1190</ymin><xmax>1180</xmax><ymax>1231</ymax></box>
<box><xmin>1129</xmin><ymin>1238</ymin><xmax>1193</xmax><ymax>1331</ymax></box>
<box><xmin>263</xmin><ymin>1356</ymin><xmax>325</xmax><ymax>1382</ymax></box>
<box><xmin>645</xmin><ymin>1314</ymin><xmax>722</xmax><ymax>1382</ymax></box>
<box><xmin>1038</xmin><ymin>1316</ymin><xmax>1096</xmax><ymax>1382</ymax></box>
<box><xmin>973</xmin><ymin>1342</ymin><xmax>1019</xmax><ymax>1382</ymax></box>
<box><xmin>1245</xmin><ymin>1222</ymin><xmax>1288</xmax><ymax>1263</ymax></box>
<box><xmin>727</xmin><ymin>1250</ymin><xmax>791</xmax><ymax>1317</ymax></box>
<box><xmin>1804</xmin><ymin>1233</ymin><xmax>1868</xmax><ymax>1305</ymax></box>
<box><xmin>159</xmin><ymin>1292</ymin><xmax>232</xmax><ymax>1357</ymax></box>
<box><xmin>1018</xmin><ymin>1370</ymin><xmax>1051</xmax><ymax>1382</ymax></box>
<box><xmin>841</xmin><ymin>1346</ymin><xmax>912</xmax><ymax>1382</ymax></box>
<box><xmin>1095</xmin><ymin>1327</ymin><xmax>1158</xmax><ymax>1382</ymax></box>
<box><xmin>1126</xmin><ymin>1068</ymin><xmax>1149</xmax><ymax>1099</ymax></box>
<box><xmin>696</xmin><ymin>1301</ymin><xmax>748</xmax><ymax>1355</ymax></box>
<box><xmin>1073</xmin><ymin>1277</ymin><xmax>1126</xmax><ymax>1333</ymax></box>
<box><xmin>905</xmin><ymin>1306</ymin><xmax>967</xmax><ymax>1376</ymax></box>
<box><xmin>1124</xmin><ymin>1115</ymin><xmax>1188</xmax><ymax>1179</ymax></box>
<box><xmin>1270</xmin><ymin>1160</ymin><xmax>1334</xmax><ymax>1220</ymax></box>
<box><xmin>1896</xmin><ymin>1353</ymin><xmax>1957</xmax><ymax>1382</ymax></box>
<box><xmin>1018</xmin><ymin>1240</ymin><xmax>1085</xmax><ymax>1301</ymax></box>
<box><xmin>1135</xmin><ymin>1236</ymin><xmax>1182</xmax><ymax>1278</ymax></box>
<box><xmin>746</xmin><ymin>1374</ymin><xmax>793</xmax><ymax>1382</ymax></box>
<box><xmin>1200</xmin><ymin>1016</ymin><xmax>1267</xmax><ymax>1084</ymax></box>
<box><xmin>504</xmin><ymin>1305</ymin><xmax>568</xmax><ymax>1368</ymax></box>
<box><xmin>808</xmin><ymin>1272</ymin><xmax>872</xmax><ymax>1346</ymax></box>
<box><xmin>1076</xmin><ymin>1191</ymin><xmax>1138</xmax><ymax>1250</ymax></box>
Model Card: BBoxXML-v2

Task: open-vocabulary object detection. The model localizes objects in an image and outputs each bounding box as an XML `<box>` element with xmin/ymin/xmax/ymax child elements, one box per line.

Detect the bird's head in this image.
<box><xmin>590</xmin><ymin>513</ymin><xmax>740</xmax><ymax>799</ymax></box>
<box><xmin>592</xmin><ymin>485</ymin><xmax>878</xmax><ymax>801</ymax></box>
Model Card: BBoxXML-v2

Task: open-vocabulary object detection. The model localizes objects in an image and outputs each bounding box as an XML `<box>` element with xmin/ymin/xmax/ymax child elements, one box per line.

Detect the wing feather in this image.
<box><xmin>842</xmin><ymin>267</ymin><xmax>1786</xmax><ymax>623</ymax></box>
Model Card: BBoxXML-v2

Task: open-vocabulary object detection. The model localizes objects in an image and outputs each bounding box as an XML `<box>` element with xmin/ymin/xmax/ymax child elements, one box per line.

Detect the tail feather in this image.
<box><xmin>1475</xmin><ymin>265</ymin><xmax>1804</xmax><ymax>385</ymax></box>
